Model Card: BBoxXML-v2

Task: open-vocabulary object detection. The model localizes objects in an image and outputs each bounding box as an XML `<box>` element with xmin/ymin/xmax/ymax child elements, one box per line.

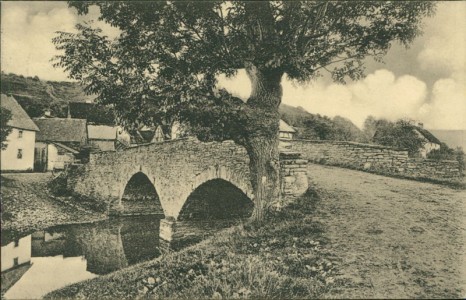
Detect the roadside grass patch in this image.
<box><xmin>45</xmin><ymin>188</ymin><xmax>343</xmax><ymax>299</ymax></box>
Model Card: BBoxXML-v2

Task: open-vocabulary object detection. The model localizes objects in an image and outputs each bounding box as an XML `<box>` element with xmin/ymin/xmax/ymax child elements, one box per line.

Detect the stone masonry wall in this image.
<box><xmin>287</xmin><ymin>139</ymin><xmax>462</xmax><ymax>183</ymax></box>
<box><xmin>279</xmin><ymin>152</ymin><xmax>308</xmax><ymax>208</ymax></box>
<box><xmin>66</xmin><ymin>137</ymin><xmax>309</xmax><ymax>219</ymax></box>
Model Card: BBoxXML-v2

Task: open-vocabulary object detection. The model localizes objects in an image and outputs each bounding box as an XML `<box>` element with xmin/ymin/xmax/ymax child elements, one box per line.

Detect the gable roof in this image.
<box><xmin>413</xmin><ymin>127</ymin><xmax>442</xmax><ymax>144</ymax></box>
<box><xmin>129</xmin><ymin>130</ymin><xmax>146</xmax><ymax>144</ymax></box>
<box><xmin>279</xmin><ymin>119</ymin><xmax>296</xmax><ymax>133</ymax></box>
<box><xmin>52</xmin><ymin>142</ymin><xmax>80</xmax><ymax>154</ymax></box>
<box><xmin>34</xmin><ymin>118</ymin><xmax>87</xmax><ymax>143</ymax></box>
<box><xmin>88</xmin><ymin>125</ymin><xmax>117</xmax><ymax>140</ymax></box>
<box><xmin>68</xmin><ymin>102</ymin><xmax>115</xmax><ymax>125</ymax></box>
<box><xmin>1</xmin><ymin>94</ymin><xmax>39</xmax><ymax>131</ymax></box>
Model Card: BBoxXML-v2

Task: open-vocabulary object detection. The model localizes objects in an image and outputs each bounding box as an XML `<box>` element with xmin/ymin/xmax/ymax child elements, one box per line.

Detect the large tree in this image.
<box><xmin>53</xmin><ymin>1</ymin><xmax>435</xmax><ymax>221</ymax></box>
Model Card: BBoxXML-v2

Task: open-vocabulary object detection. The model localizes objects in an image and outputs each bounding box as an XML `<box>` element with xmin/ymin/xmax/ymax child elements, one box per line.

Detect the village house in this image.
<box><xmin>133</xmin><ymin>119</ymin><xmax>295</xmax><ymax>145</ymax></box>
<box><xmin>279</xmin><ymin>119</ymin><xmax>296</xmax><ymax>140</ymax></box>
<box><xmin>68</xmin><ymin>101</ymin><xmax>131</xmax><ymax>151</ymax></box>
<box><xmin>88</xmin><ymin>124</ymin><xmax>131</xmax><ymax>151</ymax></box>
<box><xmin>129</xmin><ymin>124</ymin><xmax>171</xmax><ymax>145</ymax></box>
<box><xmin>1</xmin><ymin>94</ymin><xmax>40</xmax><ymax>171</ymax></box>
<box><xmin>373</xmin><ymin>122</ymin><xmax>442</xmax><ymax>158</ymax></box>
<box><xmin>413</xmin><ymin>124</ymin><xmax>441</xmax><ymax>158</ymax></box>
<box><xmin>33</xmin><ymin>118</ymin><xmax>87</xmax><ymax>171</ymax></box>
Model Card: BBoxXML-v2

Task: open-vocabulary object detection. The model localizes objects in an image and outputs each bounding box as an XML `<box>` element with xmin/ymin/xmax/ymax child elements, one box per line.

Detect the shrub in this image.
<box><xmin>372</xmin><ymin>120</ymin><xmax>424</xmax><ymax>157</ymax></box>
<box><xmin>455</xmin><ymin>148</ymin><xmax>465</xmax><ymax>174</ymax></box>
<box><xmin>428</xmin><ymin>144</ymin><xmax>465</xmax><ymax>174</ymax></box>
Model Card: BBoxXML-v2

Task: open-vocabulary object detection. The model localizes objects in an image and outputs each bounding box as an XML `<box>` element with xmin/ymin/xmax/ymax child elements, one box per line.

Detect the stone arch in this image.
<box><xmin>118</xmin><ymin>167</ymin><xmax>165</xmax><ymax>216</ymax></box>
<box><xmin>176</xmin><ymin>166</ymin><xmax>254</xmax><ymax>220</ymax></box>
<box><xmin>191</xmin><ymin>165</ymin><xmax>253</xmax><ymax>200</ymax></box>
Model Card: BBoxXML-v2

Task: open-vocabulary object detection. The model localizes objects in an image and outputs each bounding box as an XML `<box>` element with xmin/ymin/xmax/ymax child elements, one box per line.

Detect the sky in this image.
<box><xmin>1</xmin><ymin>1</ymin><xmax>465</xmax><ymax>130</ymax></box>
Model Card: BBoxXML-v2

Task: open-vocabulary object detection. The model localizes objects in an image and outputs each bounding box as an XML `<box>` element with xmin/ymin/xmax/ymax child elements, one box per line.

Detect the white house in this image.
<box><xmin>1</xmin><ymin>235</ymin><xmax>32</xmax><ymax>272</ymax></box>
<box><xmin>413</xmin><ymin>125</ymin><xmax>441</xmax><ymax>158</ymax></box>
<box><xmin>33</xmin><ymin>118</ymin><xmax>87</xmax><ymax>171</ymax></box>
<box><xmin>1</xmin><ymin>94</ymin><xmax>39</xmax><ymax>171</ymax></box>
<box><xmin>279</xmin><ymin>119</ymin><xmax>296</xmax><ymax>140</ymax></box>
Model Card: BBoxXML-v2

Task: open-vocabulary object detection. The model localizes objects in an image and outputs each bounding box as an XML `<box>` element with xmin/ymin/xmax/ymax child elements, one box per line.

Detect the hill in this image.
<box><xmin>1</xmin><ymin>72</ymin><xmax>363</xmax><ymax>142</ymax></box>
<box><xmin>279</xmin><ymin>104</ymin><xmax>363</xmax><ymax>141</ymax></box>
<box><xmin>1</xmin><ymin>72</ymin><xmax>94</xmax><ymax>118</ymax></box>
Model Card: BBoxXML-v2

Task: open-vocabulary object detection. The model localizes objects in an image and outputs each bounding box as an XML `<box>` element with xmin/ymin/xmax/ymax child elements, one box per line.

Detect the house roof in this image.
<box><xmin>414</xmin><ymin>127</ymin><xmax>442</xmax><ymax>144</ymax></box>
<box><xmin>52</xmin><ymin>142</ymin><xmax>80</xmax><ymax>154</ymax></box>
<box><xmin>1</xmin><ymin>94</ymin><xmax>39</xmax><ymax>131</ymax></box>
<box><xmin>88</xmin><ymin>125</ymin><xmax>117</xmax><ymax>140</ymax></box>
<box><xmin>34</xmin><ymin>118</ymin><xmax>87</xmax><ymax>143</ymax></box>
<box><xmin>129</xmin><ymin>130</ymin><xmax>146</xmax><ymax>144</ymax></box>
<box><xmin>68</xmin><ymin>102</ymin><xmax>115</xmax><ymax>125</ymax></box>
<box><xmin>279</xmin><ymin>119</ymin><xmax>296</xmax><ymax>133</ymax></box>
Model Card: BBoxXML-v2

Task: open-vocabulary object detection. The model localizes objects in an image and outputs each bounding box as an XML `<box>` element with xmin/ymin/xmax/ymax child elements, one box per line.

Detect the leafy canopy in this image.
<box><xmin>372</xmin><ymin>119</ymin><xmax>425</xmax><ymax>157</ymax></box>
<box><xmin>1</xmin><ymin>107</ymin><xmax>13</xmax><ymax>150</ymax></box>
<box><xmin>53</xmin><ymin>1</ymin><xmax>435</xmax><ymax>139</ymax></box>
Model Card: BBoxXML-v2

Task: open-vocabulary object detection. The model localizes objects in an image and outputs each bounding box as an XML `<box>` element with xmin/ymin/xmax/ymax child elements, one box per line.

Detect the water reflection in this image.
<box><xmin>1</xmin><ymin>216</ymin><xmax>163</xmax><ymax>299</ymax></box>
<box><xmin>1</xmin><ymin>216</ymin><xmax>242</xmax><ymax>299</ymax></box>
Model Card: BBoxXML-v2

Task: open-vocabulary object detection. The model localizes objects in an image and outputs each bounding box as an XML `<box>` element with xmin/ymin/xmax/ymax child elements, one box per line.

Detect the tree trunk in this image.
<box><xmin>245</xmin><ymin>65</ymin><xmax>283</xmax><ymax>223</ymax></box>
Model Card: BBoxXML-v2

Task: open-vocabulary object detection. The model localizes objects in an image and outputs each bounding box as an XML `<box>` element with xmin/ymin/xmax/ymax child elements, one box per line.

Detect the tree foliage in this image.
<box><xmin>53</xmin><ymin>1</ymin><xmax>435</xmax><ymax>220</ymax></box>
<box><xmin>280</xmin><ymin>105</ymin><xmax>364</xmax><ymax>142</ymax></box>
<box><xmin>427</xmin><ymin>143</ymin><xmax>465</xmax><ymax>173</ymax></box>
<box><xmin>372</xmin><ymin>119</ymin><xmax>425</xmax><ymax>157</ymax></box>
<box><xmin>54</xmin><ymin>1</ymin><xmax>435</xmax><ymax>138</ymax></box>
<box><xmin>1</xmin><ymin>107</ymin><xmax>13</xmax><ymax>150</ymax></box>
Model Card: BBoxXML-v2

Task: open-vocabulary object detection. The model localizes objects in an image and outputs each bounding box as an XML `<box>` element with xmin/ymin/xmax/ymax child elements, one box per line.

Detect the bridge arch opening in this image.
<box><xmin>121</xmin><ymin>172</ymin><xmax>164</xmax><ymax>216</ymax></box>
<box><xmin>178</xmin><ymin>179</ymin><xmax>254</xmax><ymax>221</ymax></box>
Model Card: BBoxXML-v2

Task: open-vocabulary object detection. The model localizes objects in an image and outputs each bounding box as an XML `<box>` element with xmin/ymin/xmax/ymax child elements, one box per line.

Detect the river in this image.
<box><xmin>0</xmin><ymin>216</ymin><xmax>240</xmax><ymax>299</ymax></box>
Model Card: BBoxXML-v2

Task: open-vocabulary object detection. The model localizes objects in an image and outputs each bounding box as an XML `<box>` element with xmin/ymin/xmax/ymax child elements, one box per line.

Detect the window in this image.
<box><xmin>14</xmin><ymin>239</ymin><xmax>19</xmax><ymax>247</ymax></box>
<box><xmin>13</xmin><ymin>257</ymin><xmax>19</xmax><ymax>266</ymax></box>
<box><xmin>18</xmin><ymin>130</ymin><xmax>23</xmax><ymax>138</ymax></box>
<box><xmin>17</xmin><ymin>149</ymin><xmax>23</xmax><ymax>159</ymax></box>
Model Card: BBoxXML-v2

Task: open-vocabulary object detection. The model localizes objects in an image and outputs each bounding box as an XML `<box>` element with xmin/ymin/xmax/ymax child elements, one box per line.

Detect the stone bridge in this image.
<box><xmin>66</xmin><ymin>137</ymin><xmax>308</xmax><ymax>240</ymax></box>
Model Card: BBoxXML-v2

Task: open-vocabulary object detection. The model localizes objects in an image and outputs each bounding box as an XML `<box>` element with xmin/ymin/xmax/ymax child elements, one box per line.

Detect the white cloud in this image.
<box><xmin>220</xmin><ymin>69</ymin><xmax>430</xmax><ymax>128</ymax></box>
<box><xmin>1</xmin><ymin>2</ymin><xmax>119</xmax><ymax>81</ymax></box>
<box><xmin>284</xmin><ymin>70</ymin><xmax>428</xmax><ymax>128</ymax></box>
<box><xmin>415</xmin><ymin>2</ymin><xmax>466</xmax><ymax>130</ymax></box>
<box><xmin>420</xmin><ymin>75</ymin><xmax>466</xmax><ymax>130</ymax></box>
<box><xmin>417</xmin><ymin>2</ymin><xmax>466</xmax><ymax>75</ymax></box>
<box><xmin>1</xmin><ymin>2</ymin><xmax>78</xmax><ymax>81</ymax></box>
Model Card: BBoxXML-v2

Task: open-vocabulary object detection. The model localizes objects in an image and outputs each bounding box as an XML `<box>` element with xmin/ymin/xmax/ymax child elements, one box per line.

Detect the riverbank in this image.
<box><xmin>47</xmin><ymin>189</ymin><xmax>338</xmax><ymax>299</ymax></box>
<box><xmin>46</xmin><ymin>164</ymin><xmax>465</xmax><ymax>299</ymax></box>
<box><xmin>1</xmin><ymin>173</ymin><xmax>106</xmax><ymax>240</ymax></box>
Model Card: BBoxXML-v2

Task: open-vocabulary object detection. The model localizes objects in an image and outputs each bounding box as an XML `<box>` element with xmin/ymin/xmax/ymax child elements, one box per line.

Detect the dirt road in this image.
<box><xmin>308</xmin><ymin>164</ymin><xmax>466</xmax><ymax>298</ymax></box>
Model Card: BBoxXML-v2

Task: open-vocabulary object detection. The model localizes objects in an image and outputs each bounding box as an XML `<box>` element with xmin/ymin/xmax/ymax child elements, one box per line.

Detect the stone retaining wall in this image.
<box><xmin>286</xmin><ymin>139</ymin><xmax>462</xmax><ymax>183</ymax></box>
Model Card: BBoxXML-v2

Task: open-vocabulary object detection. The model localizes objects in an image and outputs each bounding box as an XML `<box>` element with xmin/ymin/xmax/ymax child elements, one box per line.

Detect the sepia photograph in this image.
<box><xmin>1</xmin><ymin>1</ymin><xmax>465</xmax><ymax>299</ymax></box>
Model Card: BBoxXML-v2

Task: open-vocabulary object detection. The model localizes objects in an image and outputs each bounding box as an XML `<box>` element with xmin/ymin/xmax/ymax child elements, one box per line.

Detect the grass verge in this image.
<box><xmin>45</xmin><ymin>189</ymin><xmax>344</xmax><ymax>299</ymax></box>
